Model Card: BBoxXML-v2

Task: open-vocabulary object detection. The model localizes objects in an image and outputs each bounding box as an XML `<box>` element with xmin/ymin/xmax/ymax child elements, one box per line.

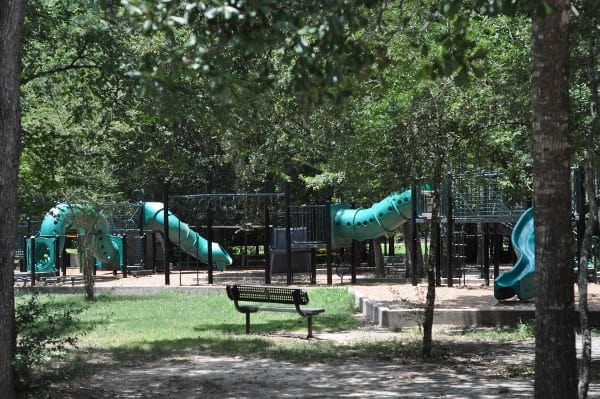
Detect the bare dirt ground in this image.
<box><xmin>29</xmin><ymin>269</ymin><xmax>600</xmax><ymax>398</ymax></box>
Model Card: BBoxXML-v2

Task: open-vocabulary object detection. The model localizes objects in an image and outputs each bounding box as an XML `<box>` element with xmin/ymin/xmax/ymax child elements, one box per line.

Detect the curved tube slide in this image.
<box><xmin>331</xmin><ymin>189</ymin><xmax>412</xmax><ymax>248</ymax></box>
<box><xmin>28</xmin><ymin>203</ymin><xmax>120</xmax><ymax>272</ymax></box>
<box><xmin>143</xmin><ymin>202</ymin><xmax>233</xmax><ymax>270</ymax></box>
<box><xmin>494</xmin><ymin>207</ymin><xmax>535</xmax><ymax>301</ymax></box>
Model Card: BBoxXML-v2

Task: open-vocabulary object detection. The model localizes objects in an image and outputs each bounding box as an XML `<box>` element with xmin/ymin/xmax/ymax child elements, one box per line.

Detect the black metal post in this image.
<box><xmin>21</xmin><ymin>235</ymin><xmax>27</xmax><ymax>272</ymax></box>
<box><xmin>264</xmin><ymin>181</ymin><xmax>271</xmax><ymax>284</ymax></box>
<box><xmin>446</xmin><ymin>177</ymin><xmax>454</xmax><ymax>287</ymax></box>
<box><xmin>122</xmin><ymin>233</ymin><xmax>128</xmax><ymax>278</ymax></box>
<box><xmin>435</xmin><ymin>222</ymin><xmax>442</xmax><ymax>286</ymax></box>
<box><xmin>325</xmin><ymin>199</ymin><xmax>333</xmax><ymax>285</ymax></box>
<box><xmin>139</xmin><ymin>201</ymin><xmax>146</xmax><ymax>269</ymax></box>
<box><xmin>483</xmin><ymin>224</ymin><xmax>490</xmax><ymax>286</ymax></box>
<box><xmin>54</xmin><ymin>235</ymin><xmax>61</xmax><ymax>276</ymax></box>
<box><xmin>493</xmin><ymin>223</ymin><xmax>501</xmax><ymax>280</ymax></box>
<box><xmin>285</xmin><ymin>181</ymin><xmax>292</xmax><ymax>285</ymax></box>
<box><xmin>310</xmin><ymin>248</ymin><xmax>317</xmax><ymax>284</ymax></box>
<box><xmin>30</xmin><ymin>236</ymin><xmax>36</xmax><ymax>286</ymax></box>
<box><xmin>411</xmin><ymin>185</ymin><xmax>418</xmax><ymax>286</ymax></box>
<box><xmin>163</xmin><ymin>179</ymin><xmax>170</xmax><ymax>286</ymax></box>
<box><xmin>152</xmin><ymin>231</ymin><xmax>157</xmax><ymax>273</ymax></box>
<box><xmin>351</xmin><ymin>239</ymin><xmax>357</xmax><ymax>284</ymax></box>
<box><xmin>207</xmin><ymin>207</ymin><xmax>214</xmax><ymax>284</ymax></box>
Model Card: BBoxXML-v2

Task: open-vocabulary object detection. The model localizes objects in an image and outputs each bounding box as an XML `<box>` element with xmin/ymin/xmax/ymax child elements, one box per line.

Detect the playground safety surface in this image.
<box><xmin>18</xmin><ymin>269</ymin><xmax>600</xmax><ymax>398</ymax></box>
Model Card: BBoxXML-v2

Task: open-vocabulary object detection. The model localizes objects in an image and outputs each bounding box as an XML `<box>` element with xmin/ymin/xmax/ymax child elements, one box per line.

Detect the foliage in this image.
<box><xmin>14</xmin><ymin>294</ymin><xmax>85</xmax><ymax>394</ymax></box>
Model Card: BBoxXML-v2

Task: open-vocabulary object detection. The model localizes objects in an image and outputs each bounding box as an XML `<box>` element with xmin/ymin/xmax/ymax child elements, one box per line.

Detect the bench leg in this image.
<box><xmin>307</xmin><ymin>316</ymin><xmax>313</xmax><ymax>339</ymax></box>
<box><xmin>245</xmin><ymin>312</ymin><xmax>251</xmax><ymax>334</ymax></box>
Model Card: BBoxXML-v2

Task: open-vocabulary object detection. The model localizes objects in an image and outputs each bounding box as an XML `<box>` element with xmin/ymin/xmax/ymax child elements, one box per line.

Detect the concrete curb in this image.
<box><xmin>349</xmin><ymin>287</ymin><xmax>600</xmax><ymax>328</ymax></box>
<box><xmin>14</xmin><ymin>285</ymin><xmax>223</xmax><ymax>296</ymax></box>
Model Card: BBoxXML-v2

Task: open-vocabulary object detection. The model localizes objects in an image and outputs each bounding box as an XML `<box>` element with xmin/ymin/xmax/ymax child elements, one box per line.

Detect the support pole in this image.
<box><xmin>163</xmin><ymin>178</ymin><xmax>170</xmax><ymax>286</ymax></box>
<box><xmin>493</xmin><ymin>223</ymin><xmax>501</xmax><ymax>280</ymax></box>
<box><xmin>446</xmin><ymin>176</ymin><xmax>454</xmax><ymax>287</ymax></box>
<box><xmin>30</xmin><ymin>236</ymin><xmax>36</xmax><ymax>286</ymax></box>
<box><xmin>325</xmin><ymin>199</ymin><xmax>333</xmax><ymax>285</ymax></box>
<box><xmin>285</xmin><ymin>181</ymin><xmax>292</xmax><ymax>285</ymax></box>
<box><xmin>264</xmin><ymin>181</ymin><xmax>271</xmax><ymax>284</ymax></box>
<box><xmin>207</xmin><ymin>206</ymin><xmax>214</xmax><ymax>284</ymax></box>
<box><xmin>351</xmin><ymin>239</ymin><xmax>357</xmax><ymax>284</ymax></box>
<box><xmin>54</xmin><ymin>235</ymin><xmax>62</xmax><ymax>276</ymax></box>
<box><xmin>310</xmin><ymin>248</ymin><xmax>317</xmax><ymax>284</ymax></box>
<box><xmin>122</xmin><ymin>233</ymin><xmax>128</xmax><ymax>278</ymax></box>
<box><xmin>139</xmin><ymin>200</ymin><xmax>146</xmax><ymax>270</ymax></box>
<box><xmin>435</xmin><ymin>222</ymin><xmax>442</xmax><ymax>286</ymax></box>
<box><xmin>483</xmin><ymin>223</ymin><xmax>490</xmax><ymax>286</ymax></box>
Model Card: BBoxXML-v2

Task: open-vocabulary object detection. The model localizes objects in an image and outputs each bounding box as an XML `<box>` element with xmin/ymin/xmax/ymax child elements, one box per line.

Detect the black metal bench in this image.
<box><xmin>225</xmin><ymin>284</ymin><xmax>325</xmax><ymax>338</ymax></box>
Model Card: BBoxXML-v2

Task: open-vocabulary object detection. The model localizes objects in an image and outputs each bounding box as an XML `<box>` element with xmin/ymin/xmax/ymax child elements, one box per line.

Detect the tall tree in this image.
<box><xmin>530</xmin><ymin>1</ymin><xmax>577</xmax><ymax>397</ymax></box>
<box><xmin>0</xmin><ymin>0</ymin><xmax>26</xmax><ymax>397</ymax></box>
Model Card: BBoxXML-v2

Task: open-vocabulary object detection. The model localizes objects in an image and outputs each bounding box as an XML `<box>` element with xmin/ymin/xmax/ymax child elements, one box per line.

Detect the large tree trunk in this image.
<box><xmin>531</xmin><ymin>1</ymin><xmax>577</xmax><ymax>397</ymax></box>
<box><xmin>0</xmin><ymin>0</ymin><xmax>26</xmax><ymax>397</ymax></box>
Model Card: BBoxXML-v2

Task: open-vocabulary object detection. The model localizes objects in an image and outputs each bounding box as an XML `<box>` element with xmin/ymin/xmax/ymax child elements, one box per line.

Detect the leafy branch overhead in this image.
<box><xmin>118</xmin><ymin>0</ymin><xmax>387</xmax><ymax>105</ymax></box>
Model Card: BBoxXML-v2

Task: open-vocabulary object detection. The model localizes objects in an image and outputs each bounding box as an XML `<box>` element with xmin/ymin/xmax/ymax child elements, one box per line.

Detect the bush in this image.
<box><xmin>14</xmin><ymin>294</ymin><xmax>86</xmax><ymax>394</ymax></box>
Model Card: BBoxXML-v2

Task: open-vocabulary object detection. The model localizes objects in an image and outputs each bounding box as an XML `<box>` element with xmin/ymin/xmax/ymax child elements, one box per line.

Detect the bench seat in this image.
<box><xmin>226</xmin><ymin>284</ymin><xmax>324</xmax><ymax>338</ymax></box>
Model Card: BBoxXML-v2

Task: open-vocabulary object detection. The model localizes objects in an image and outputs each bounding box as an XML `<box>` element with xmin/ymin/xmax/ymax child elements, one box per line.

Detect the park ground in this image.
<box><xmin>20</xmin><ymin>270</ymin><xmax>600</xmax><ymax>398</ymax></box>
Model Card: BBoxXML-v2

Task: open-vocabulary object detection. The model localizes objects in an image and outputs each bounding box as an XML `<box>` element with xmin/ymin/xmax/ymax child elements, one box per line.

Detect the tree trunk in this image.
<box><xmin>531</xmin><ymin>2</ymin><xmax>577</xmax><ymax>397</ymax></box>
<box><xmin>422</xmin><ymin>186</ymin><xmax>440</xmax><ymax>357</ymax></box>
<box><xmin>0</xmin><ymin>0</ymin><xmax>26</xmax><ymax>397</ymax></box>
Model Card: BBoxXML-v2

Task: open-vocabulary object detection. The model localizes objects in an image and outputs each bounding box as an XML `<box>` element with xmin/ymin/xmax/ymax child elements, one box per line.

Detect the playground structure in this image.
<box><xmin>20</xmin><ymin>201</ymin><xmax>233</xmax><ymax>280</ymax></box>
<box><xmin>15</xmin><ymin>167</ymin><xmax>599</xmax><ymax>298</ymax></box>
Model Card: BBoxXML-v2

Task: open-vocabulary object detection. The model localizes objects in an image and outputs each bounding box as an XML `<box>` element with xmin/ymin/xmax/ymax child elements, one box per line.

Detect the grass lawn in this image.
<box><xmin>18</xmin><ymin>288</ymin><xmax>370</xmax><ymax>363</ymax></box>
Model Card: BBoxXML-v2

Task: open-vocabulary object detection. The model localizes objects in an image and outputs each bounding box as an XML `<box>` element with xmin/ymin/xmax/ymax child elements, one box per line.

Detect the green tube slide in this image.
<box><xmin>142</xmin><ymin>202</ymin><xmax>233</xmax><ymax>270</ymax></box>
<box><xmin>331</xmin><ymin>189</ymin><xmax>412</xmax><ymax>248</ymax></box>
<box><xmin>494</xmin><ymin>207</ymin><xmax>535</xmax><ymax>301</ymax></box>
<box><xmin>28</xmin><ymin>203</ymin><xmax>120</xmax><ymax>272</ymax></box>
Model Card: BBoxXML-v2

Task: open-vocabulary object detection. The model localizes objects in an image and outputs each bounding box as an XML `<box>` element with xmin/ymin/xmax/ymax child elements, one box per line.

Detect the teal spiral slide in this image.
<box><xmin>494</xmin><ymin>207</ymin><xmax>535</xmax><ymax>301</ymax></box>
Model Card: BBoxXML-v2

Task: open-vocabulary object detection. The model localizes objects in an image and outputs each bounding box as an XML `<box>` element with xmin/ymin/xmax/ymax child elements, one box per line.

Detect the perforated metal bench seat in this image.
<box><xmin>226</xmin><ymin>284</ymin><xmax>325</xmax><ymax>338</ymax></box>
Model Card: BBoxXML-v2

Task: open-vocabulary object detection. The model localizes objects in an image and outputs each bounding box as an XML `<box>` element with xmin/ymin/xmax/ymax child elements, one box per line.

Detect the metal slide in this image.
<box><xmin>331</xmin><ymin>189</ymin><xmax>412</xmax><ymax>248</ymax></box>
<box><xmin>494</xmin><ymin>207</ymin><xmax>535</xmax><ymax>300</ymax></box>
<box><xmin>143</xmin><ymin>202</ymin><xmax>233</xmax><ymax>270</ymax></box>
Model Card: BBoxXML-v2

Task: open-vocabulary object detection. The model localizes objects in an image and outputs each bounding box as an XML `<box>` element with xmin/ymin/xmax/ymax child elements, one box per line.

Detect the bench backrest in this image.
<box><xmin>226</xmin><ymin>285</ymin><xmax>310</xmax><ymax>306</ymax></box>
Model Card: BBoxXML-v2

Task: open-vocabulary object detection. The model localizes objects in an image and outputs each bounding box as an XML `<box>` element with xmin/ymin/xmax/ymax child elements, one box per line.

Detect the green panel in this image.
<box><xmin>331</xmin><ymin>189</ymin><xmax>412</xmax><ymax>248</ymax></box>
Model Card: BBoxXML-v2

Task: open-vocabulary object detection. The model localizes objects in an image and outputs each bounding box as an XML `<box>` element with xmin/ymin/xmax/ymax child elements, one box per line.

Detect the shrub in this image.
<box><xmin>14</xmin><ymin>294</ymin><xmax>86</xmax><ymax>394</ymax></box>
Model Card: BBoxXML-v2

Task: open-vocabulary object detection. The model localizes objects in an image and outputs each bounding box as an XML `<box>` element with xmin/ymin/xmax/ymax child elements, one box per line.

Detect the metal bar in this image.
<box><xmin>207</xmin><ymin>207</ymin><xmax>214</xmax><ymax>285</ymax></box>
<box><xmin>325</xmin><ymin>199</ymin><xmax>333</xmax><ymax>286</ymax></box>
<box><xmin>163</xmin><ymin>179</ymin><xmax>170</xmax><ymax>286</ymax></box>
<box><xmin>264</xmin><ymin>181</ymin><xmax>271</xmax><ymax>285</ymax></box>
